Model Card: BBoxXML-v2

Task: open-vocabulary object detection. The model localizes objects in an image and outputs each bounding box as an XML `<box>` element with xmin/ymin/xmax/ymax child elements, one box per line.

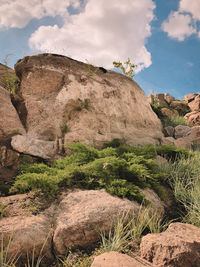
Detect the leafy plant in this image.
<box><xmin>113</xmin><ymin>58</ymin><xmax>136</xmax><ymax>79</ymax></box>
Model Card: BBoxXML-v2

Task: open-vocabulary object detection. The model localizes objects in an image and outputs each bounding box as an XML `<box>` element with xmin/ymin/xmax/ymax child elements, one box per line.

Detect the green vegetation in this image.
<box><xmin>100</xmin><ymin>208</ymin><xmax>167</xmax><ymax>253</ymax></box>
<box><xmin>161</xmin><ymin>115</ymin><xmax>187</xmax><ymax>128</ymax></box>
<box><xmin>10</xmin><ymin>142</ymin><xmax>190</xmax><ymax>205</ymax></box>
<box><xmin>0</xmin><ymin>200</ymin><xmax>9</xmax><ymax>218</ymax></box>
<box><xmin>157</xmin><ymin>152</ymin><xmax>200</xmax><ymax>226</ymax></box>
<box><xmin>60</xmin><ymin>124</ymin><xmax>70</xmax><ymax>134</ymax></box>
<box><xmin>3</xmin><ymin>55</ymin><xmax>19</xmax><ymax>96</ymax></box>
<box><xmin>113</xmin><ymin>58</ymin><xmax>136</xmax><ymax>79</ymax></box>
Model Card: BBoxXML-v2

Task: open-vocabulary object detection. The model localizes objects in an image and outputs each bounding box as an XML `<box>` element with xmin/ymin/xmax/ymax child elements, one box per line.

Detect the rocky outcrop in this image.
<box><xmin>184</xmin><ymin>94</ymin><xmax>200</xmax><ymax>126</ymax></box>
<box><xmin>140</xmin><ymin>222</ymin><xmax>200</xmax><ymax>267</ymax></box>
<box><xmin>91</xmin><ymin>252</ymin><xmax>153</xmax><ymax>267</ymax></box>
<box><xmin>11</xmin><ymin>53</ymin><xmax>163</xmax><ymax>159</ymax></box>
<box><xmin>0</xmin><ymin>189</ymin><xmax>164</xmax><ymax>264</ymax></box>
<box><xmin>175</xmin><ymin>126</ymin><xmax>200</xmax><ymax>149</ymax></box>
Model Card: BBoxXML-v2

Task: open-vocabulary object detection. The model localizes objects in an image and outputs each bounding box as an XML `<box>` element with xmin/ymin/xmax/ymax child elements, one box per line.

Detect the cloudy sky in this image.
<box><xmin>0</xmin><ymin>0</ymin><xmax>199</xmax><ymax>99</ymax></box>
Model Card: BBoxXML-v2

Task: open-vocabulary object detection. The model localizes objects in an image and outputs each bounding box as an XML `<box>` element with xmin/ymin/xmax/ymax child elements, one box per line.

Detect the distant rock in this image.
<box><xmin>164</xmin><ymin>126</ymin><xmax>174</xmax><ymax>137</ymax></box>
<box><xmin>161</xmin><ymin>107</ymin><xmax>178</xmax><ymax>118</ymax></box>
<box><xmin>185</xmin><ymin>111</ymin><xmax>200</xmax><ymax>126</ymax></box>
<box><xmin>174</xmin><ymin>125</ymin><xmax>191</xmax><ymax>139</ymax></box>
<box><xmin>12</xmin><ymin>53</ymin><xmax>163</xmax><ymax>159</ymax></box>
<box><xmin>140</xmin><ymin>222</ymin><xmax>200</xmax><ymax>267</ymax></box>
<box><xmin>175</xmin><ymin>126</ymin><xmax>200</xmax><ymax>149</ymax></box>
<box><xmin>184</xmin><ymin>93</ymin><xmax>197</xmax><ymax>103</ymax></box>
<box><xmin>91</xmin><ymin>252</ymin><xmax>153</xmax><ymax>267</ymax></box>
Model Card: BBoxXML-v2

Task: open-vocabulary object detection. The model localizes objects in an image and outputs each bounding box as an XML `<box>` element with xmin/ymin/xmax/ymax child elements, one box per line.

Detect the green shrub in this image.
<box><xmin>10</xmin><ymin>142</ymin><xmax>169</xmax><ymax>203</ymax></box>
<box><xmin>113</xmin><ymin>58</ymin><xmax>136</xmax><ymax>79</ymax></box>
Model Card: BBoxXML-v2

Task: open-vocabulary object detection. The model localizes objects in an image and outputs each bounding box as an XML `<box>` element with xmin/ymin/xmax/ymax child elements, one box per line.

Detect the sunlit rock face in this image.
<box><xmin>12</xmin><ymin>53</ymin><xmax>163</xmax><ymax>158</ymax></box>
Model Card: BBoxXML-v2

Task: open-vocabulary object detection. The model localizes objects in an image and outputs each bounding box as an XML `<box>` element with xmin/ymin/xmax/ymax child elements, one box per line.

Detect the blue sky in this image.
<box><xmin>0</xmin><ymin>0</ymin><xmax>199</xmax><ymax>99</ymax></box>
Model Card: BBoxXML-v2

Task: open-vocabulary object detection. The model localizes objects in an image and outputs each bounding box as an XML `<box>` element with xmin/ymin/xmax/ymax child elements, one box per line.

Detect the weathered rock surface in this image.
<box><xmin>164</xmin><ymin>126</ymin><xmax>174</xmax><ymax>137</ymax></box>
<box><xmin>0</xmin><ymin>86</ymin><xmax>25</xmax><ymax>194</ymax></box>
<box><xmin>11</xmin><ymin>135</ymin><xmax>57</xmax><ymax>159</ymax></box>
<box><xmin>91</xmin><ymin>252</ymin><xmax>153</xmax><ymax>267</ymax></box>
<box><xmin>184</xmin><ymin>93</ymin><xmax>197</xmax><ymax>103</ymax></box>
<box><xmin>0</xmin><ymin>215</ymin><xmax>53</xmax><ymax>266</ymax></box>
<box><xmin>185</xmin><ymin>111</ymin><xmax>200</xmax><ymax>126</ymax></box>
<box><xmin>12</xmin><ymin>53</ymin><xmax>163</xmax><ymax>158</ymax></box>
<box><xmin>187</xmin><ymin>95</ymin><xmax>200</xmax><ymax>112</ymax></box>
<box><xmin>0</xmin><ymin>86</ymin><xmax>25</xmax><ymax>138</ymax></box>
<box><xmin>140</xmin><ymin>222</ymin><xmax>200</xmax><ymax>267</ymax></box>
<box><xmin>170</xmin><ymin>100</ymin><xmax>188</xmax><ymax>111</ymax></box>
<box><xmin>161</xmin><ymin>107</ymin><xmax>178</xmax><ymax>118</ymax></box>
<box><xmin>174</xmin><ymin>125</ymin><xmax>191</xmax><ymax>139</ymax></box>
<box><xmin>175</xmin><ymin>126</ymin><xmax>200</xmax><ymax>148</ymax></box>
<box><xmin>53</xmin><ymin>190</ymin><xmax>139</xmax><ymax>254</ymax></box>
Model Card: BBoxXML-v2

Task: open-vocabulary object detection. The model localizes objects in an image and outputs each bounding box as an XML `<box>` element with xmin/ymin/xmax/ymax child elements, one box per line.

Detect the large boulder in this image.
<box><xmin>12</xmin><ymin>54</ymin><xmax>163</xmax><ymax>159</ymax></box>
<box><xmin>184</xmin><ymin>93</ymin><xmax>197</xmax><ymax>103</ymax></box>
<box><xmin>53</xmin><ymin>190</ymin><xmax>140</xmax><ymax>254</ymax></box>
<box><xmin>91</xmin><ymin>252</ymin><xmax>153</xmax><ymax>267</ymax></box>
<box><xmin>140</xmin><ymin>222</ymin><xmax>200</xmax><ymax>267</ymax></box>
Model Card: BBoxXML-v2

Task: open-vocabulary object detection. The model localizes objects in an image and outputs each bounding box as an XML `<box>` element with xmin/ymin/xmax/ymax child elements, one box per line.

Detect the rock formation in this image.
<box><xmin>11</xmin><ymin>53</ymin><xmax>163</xmax><ymax>159</ymax></box>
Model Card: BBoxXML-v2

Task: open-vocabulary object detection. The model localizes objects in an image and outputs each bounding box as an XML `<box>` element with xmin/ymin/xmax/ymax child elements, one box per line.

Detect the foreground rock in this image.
<box><xmin>0</xmin><ymin>215</ymin><xmax>53</xmax><ymax>266</ymax></box>
<box><xmin>0</xmin><ymin>189</ymin><xmax>165</xmax><ymax>264</ymax></box>
<box><xmin>140</xmin><ymin>222</ymin><xmax>200</xmax><ymax>267</ymax></box>
<box><xmin>53</xmin><ymin>190</ymin><xmax>139</xmax><ymax>254</ymax></box>
<box><xmin>12</xmin><ymin>53</ymin><xmax>163</xmax><ymax>159</ymax></box>
<box><xmin>91</xmin><ymin>252</ymin><xmax>153</xmax><ymax>267</ymax></box>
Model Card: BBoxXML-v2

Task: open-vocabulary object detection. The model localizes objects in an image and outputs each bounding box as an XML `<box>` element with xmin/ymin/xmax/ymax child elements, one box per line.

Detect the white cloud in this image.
<box><xmin>29</xmin><ymin>0</ymin><xmax>156</xmax><ymax>71</ymax></box>
<box><xmin>162</xmin><ymin>0</ymin><xmax>200</xmax><ymax>41</ymax></box>
<box><xmin>180</xmin><ymin>0</ymin><xmax>200</xmax><ymax>20</ymax></box>
<box><xmin>162</xmin><ymin>11</ymin><xmax>196</xmax><ymax>41</ymax></box>
<box><xmin>0</xmin><ymin>0</ymin><xmax>80</xmax><ymax>29</ymax></box>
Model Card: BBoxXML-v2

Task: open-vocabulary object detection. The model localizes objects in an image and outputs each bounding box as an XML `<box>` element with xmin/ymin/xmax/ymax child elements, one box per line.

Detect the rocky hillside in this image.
<box><xmin>1</xmin><ymin>54</ymin><xmax>200</xmax><ymax>267</ymax></box>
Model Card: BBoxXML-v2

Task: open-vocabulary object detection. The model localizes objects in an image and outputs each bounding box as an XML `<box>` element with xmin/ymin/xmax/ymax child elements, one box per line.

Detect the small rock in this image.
<box><xmin>188</xmin><ymin>95</ymin><xmax>200</xmax><ymax>112</ymax></box>
<box><xmin>175</xmin><ymin>126</ymin><xmax>200</xmax><ymax>149</ymax></box>
<box><xmin>174</xmin><ymin>125</ymin><xmax>191</xmax><ymax>139</ymax></box>
<box><xmin>164</xmin><ymin>93</ymin><xmax>175</xmax><ymax>104</ymax></box>
<box><xmin>91</xmin><ymin>252</ymin><xmax>153</xmax><ymax>267</ymax></box>
<box><xmin>164</xmin><ymin>126</ymin><xmax>174</xmax><ymax>137</ymax></box>
<box><xmin>170</xmin><ymin>101</ymin><xmax>188</xmax><ymax>111</ymax></box>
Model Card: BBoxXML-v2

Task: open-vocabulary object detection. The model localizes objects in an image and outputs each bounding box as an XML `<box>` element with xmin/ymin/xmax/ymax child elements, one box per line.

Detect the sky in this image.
<box><xmin>0</xmin><ymin>0</ymin><xmax>199</xmax><ymax>99</ymax></box>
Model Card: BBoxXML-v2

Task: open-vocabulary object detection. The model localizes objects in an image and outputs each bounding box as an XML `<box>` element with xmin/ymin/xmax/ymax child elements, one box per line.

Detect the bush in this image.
<box><xmin>10</xmin><ymin>143</ymin><xmax>171</xmax><ymax>203</ymax></box>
